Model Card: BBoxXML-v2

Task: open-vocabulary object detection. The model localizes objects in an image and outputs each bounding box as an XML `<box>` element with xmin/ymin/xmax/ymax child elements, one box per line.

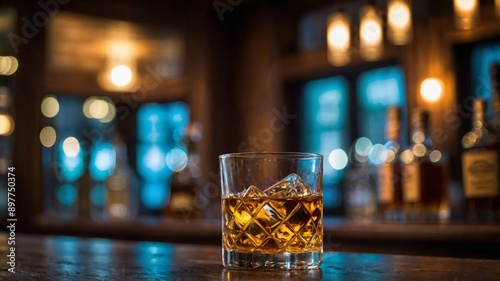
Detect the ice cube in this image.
<box><xmin>263</xmin><ymin>173</ymin><xmax>312</xmax><ymax>198</ymax></box>
<box><xmin>240</xmin><ymin>185</ymin><xmax>265</xmax><ymax>198</ymax></box>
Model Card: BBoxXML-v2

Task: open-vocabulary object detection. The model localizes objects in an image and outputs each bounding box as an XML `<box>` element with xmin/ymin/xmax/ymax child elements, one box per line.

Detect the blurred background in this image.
<box><xmin>0</xmin><ymin>0</ymin><xmax>499</xmax><ymax>256</ymax></box>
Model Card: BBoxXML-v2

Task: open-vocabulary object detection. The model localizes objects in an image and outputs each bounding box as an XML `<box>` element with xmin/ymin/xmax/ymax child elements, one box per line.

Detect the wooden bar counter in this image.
<box><xmin>0</xmin><ymin>233</ymin><xmax>499</xmax><ymax>280</ymax></box>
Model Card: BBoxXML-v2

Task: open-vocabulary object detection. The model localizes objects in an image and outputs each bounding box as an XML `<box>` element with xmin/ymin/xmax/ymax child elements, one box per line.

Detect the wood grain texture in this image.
<box><xmin>0</xmin><ymin>233</ymin><xmax>499</xmax><ymax>281</ymax></box>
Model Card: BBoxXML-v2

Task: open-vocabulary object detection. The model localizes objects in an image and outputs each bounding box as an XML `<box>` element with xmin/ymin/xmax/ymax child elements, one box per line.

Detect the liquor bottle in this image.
<box><xmin>401</xmin><ymin>109</ymin><xmax>449</xmax><ymax>222</ymax></box>
<box><xmin>461</xmin><ymin>99</ymin><xmax>500</xmax><ymax>222</ymax></box>
<box><xmin>164</xmin><ymin>123</ymin><xmax>204</xmax><ymax>220</ymax></box>
<box><xmin>377</xmin><ymin>107</ymin><xmax>404</xmax><ymax>221</ymax></box>
<box><xmin>105</xmin><ymin>136</ymin><xmax>138</xmax><ymax>220</ymax></box>
<box><xmin>344</xmin><ymin>141</ymin><xmax>377</xmax><ymax>221</ymax></box>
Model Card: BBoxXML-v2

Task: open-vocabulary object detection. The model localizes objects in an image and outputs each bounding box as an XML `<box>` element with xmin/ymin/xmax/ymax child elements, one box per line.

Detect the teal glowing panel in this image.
<box><xmin>357</xmin><ymin>66</ymin><xmax>406</xmax><ymax>145</ymax></box>
<box><xmin>471</xmin><ymin>42</ymin><xmax>500</xmax><ymax>119</ymax></box>
<box><xmin>89</xmin><ymin>142</ymin><xmax>116</xmax><ymax>181</ymax></box>
<box><xmin>136</xmin><ymin>101</ymin><xmax>189</xmax><ymax>210</ymax></box>
<box><xmin>304</xmin><ymin>76</ymin><xmax>349</xmax><ymax>181</ymax></box>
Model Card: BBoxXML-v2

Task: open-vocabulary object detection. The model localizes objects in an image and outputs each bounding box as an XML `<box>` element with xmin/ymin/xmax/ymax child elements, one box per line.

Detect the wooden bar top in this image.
<box><xmin>0</xmin><ymin>233</ymin><xmax>499</xmax><ymax>280</ymax></box>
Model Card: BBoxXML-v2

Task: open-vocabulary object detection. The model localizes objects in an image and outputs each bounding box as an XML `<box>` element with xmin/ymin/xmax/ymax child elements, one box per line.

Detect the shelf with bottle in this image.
<box><xmin>461</xmin><ymin>64</ymin><xmax>500</xmax><ymax>222</ymax></box>
<box><xmin>400</xmin><ymin>109</ymin><xmax>449</xmax><ymax>222</ymax></box>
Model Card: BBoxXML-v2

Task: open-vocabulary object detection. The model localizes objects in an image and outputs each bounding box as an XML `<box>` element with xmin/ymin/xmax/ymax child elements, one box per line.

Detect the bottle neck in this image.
<box><xmin>472</xmin><ymin>106</ymin><xmax>487</xmax><ymax>131</ymax></box>
<box><xmin>411</xmin><ymin>121</ymin><xmax>432</xmax><ymax>148</ymax></box>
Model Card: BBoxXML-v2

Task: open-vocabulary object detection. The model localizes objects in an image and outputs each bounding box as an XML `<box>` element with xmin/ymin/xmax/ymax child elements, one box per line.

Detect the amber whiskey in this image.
<box><xmin>401</xmin><ymin>109</ymin><xmax>449</xmax><ymax>222</ymax></box>
<box><xmin>222</xmin><ymin>196</ymin><xmax>323</xmax><ymax>254</ymax></box>
<box><xmin>461</xmin><ymin>99</ymin><xmax>500</xmax><ymax>221</ymax></box>
<box><xmin>377</xmin><ymin>107</ymin><xmax>404</xmax><ymax>221</ymax></box>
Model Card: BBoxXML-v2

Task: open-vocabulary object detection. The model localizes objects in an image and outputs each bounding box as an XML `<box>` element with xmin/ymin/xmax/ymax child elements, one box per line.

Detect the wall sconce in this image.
<box><xmin>98</xmin><ymin>42</ymin><xmax>141</xmax><ymax>92</ymax></box>
<box><xmin>360</xmin><ymin>3</ymin><xmax>383</xmax><ymax>61</ymax></box>
<box><xmin>420</xmin><ymin>78</ymin><xmax>443</xmax><ymax>103</ymax></box>
<box><xmin>327</xmin><ymin>11</ymin><xmax>351</xmax><ymax>66</ymax></box>
<box><xmin>387</xmin><ymin>0</ymin><xmax>412</xmax><ymax>45</ymax></box>
<box><xmin>454</xmin><ymin>0</ymin><xmax>479</xmax><ymax>30</ymax></box>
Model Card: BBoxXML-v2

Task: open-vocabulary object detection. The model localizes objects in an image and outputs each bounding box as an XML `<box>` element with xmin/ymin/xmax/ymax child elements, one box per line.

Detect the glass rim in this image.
<box><xmin>219</xmin><ymin>152</ymin><xmax>323</xmax><ymax>160</ymax></box>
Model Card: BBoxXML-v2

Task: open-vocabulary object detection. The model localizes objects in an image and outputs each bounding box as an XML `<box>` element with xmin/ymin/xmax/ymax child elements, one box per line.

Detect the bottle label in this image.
<box><xmin>402</xmin><ymin>163</ymin><xmax>421</xmax><ymax>202</ymax></box>
<box><xmin>462</xmin><ymin>151</ymin><xmax>499</xmax><ymax>198</ymax></box>
<box><xmin>378</xmin><ymin>164</ymin><xmax>394</xmax><ymax>203</ymax></box>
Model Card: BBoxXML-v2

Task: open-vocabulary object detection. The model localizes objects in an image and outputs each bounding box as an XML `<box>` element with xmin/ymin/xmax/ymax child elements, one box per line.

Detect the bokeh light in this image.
<box><xmin>355</xmin><ymin>137</ymin><xmax>373</xmax><ymax>156</ymax></box>
<box><xmin>63</xmin><ymin>137</ymin><xmax>80</xmax><ymax>157</ymax></box>
<box><xmin>328</xmin><ymin>149</ymin><xmax>348</xmax><ymax>170</ymax></box>
<box><xmin>400</xmin><ymin>149</ymin><xmax>414</xmax><ymax>164</ymax></box>
<box><xmin>0</xmin><ymin>114</ymin><xmax>14</xmax><ymax>136</ymax></box>
<box><xmin>430</xmin><ymin>150</ymin><xmax>442</xmax><ymax>163</ymax></box>
<box><xmin>368</xmin><ymin>143</ymin><xmax>388</xmax><ymax>165</ymax></box>
<box><xmin>41</xmin><ymin>95</ymin><xmax>60</xmax><ymax>118</ymax></box>
<box><xmin>83</xmin><ymin>96</ymin><xmax>116</xmax><ymax>122</ymax></box>
<box><xmin>90</xmin><ymin>142</ymin><xmax>116</xmax><ymax>181</ymax></box>
<box><xmin>110</xmin><ymin>65</ymin><xmax>132</xmax><ymax>87</ymax></box>
<box><xmin>420</xmin><ymin>78</ymin><xmax>443</xmax><ymax>102</ymax></box>
<box><xmin>166</xmin><ymin>147</ymin><xmax>188</xmax><ymax>172</ymax></box>
<box><xmin>40</xmin><ymin>126</ymin><xmax>57</xmax><ymax>148</ymax></box>
<box><xmin>89</xmin><ymin>98</ymin><xmax>109</xmax><ymax>119</ymax></box>
<box><xmin>0</xmin><ymin>56</ymin><xmax>18</xmax><ymax>75</ymax></box>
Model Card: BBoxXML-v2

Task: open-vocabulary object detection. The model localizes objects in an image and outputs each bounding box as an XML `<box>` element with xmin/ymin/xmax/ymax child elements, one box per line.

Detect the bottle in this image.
<box><xmin>344</xmin><ymin>140</ymin><xmax>377</xmax><ymax>221</ymax></box>
<box><xmin>164</xmin><ymin>123</ymin><xmax>204</xmax><ymax>221</ymax></box>
<box><xmin>461</xmin><ymin>99</ymin><xmax>500</xmax><ymax>222</ymax></box>
<box><xmin>105</xmin><ymin>136</ymin><xmax>138</xmax><ymax>220</ymax></box>
<box><xmin>377</xmin><ymin>107</ymin><xmax>404</xmax><ymax>221</ymax></box>
<box><xmin>401</xmin><ymin>109</ymin><xmax>449</xmax><ymax>222</ymax></box>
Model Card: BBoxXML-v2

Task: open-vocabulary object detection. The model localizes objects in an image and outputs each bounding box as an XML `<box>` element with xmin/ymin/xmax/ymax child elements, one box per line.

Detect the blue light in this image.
<box><xmin>90</xmin><ymin>184</ymin><xmax>106</xmax><ymax>207</ymax></box>
<box><xmin>137</xmin><ymin>144</ymin><xmax>170</xmax><ymax>180</ymax></box>
<box><xmin>165</xmin><ymin>102</ymin><xmax>189</xmax><ymax>143</ymax></box>
<box><xmin>137</xmin><ymin>104</ymin><xmax>167</xmax><ymax>143</ymax></box>
<box><xmin>141</xmin><ymin>181</ymin><xmax>170</xmax><ymax>210</ymax></box>
<box><xmin>358</xmin><ymin>66</ymin><xmax>405</xmax><ymax>109</ymax></box>
<box><xmin>357</xmin><ymin>66</ymin><xmax>407</xmax><ymax>145</ymax></box>
<box><xmin>58</xmin><ymin>184</ymin><xmax>77</xmax><ymax>206</ymax></box>
<box><xmin>303</xmin><ymin>76</ymin><xmax>349</xmax><ymax>183</ymax></box>
<box><xmin>89</xmin><ymin>142</ymin><xmax>116</xmax><ymax>181</ymax></box>
<box><xmin>471</xmin><ymin>42</ymin><xmax>500</xmax><ymax>120</ymax></box>
<box><xmin>58</xmin><ymin>139</ymin><xmax>84</xmax><ymax>182</ymax></box>
<box><xmin>166</xmin><ymin>146</ymin><xmax>188</xmax><ymax>172</ymax></box>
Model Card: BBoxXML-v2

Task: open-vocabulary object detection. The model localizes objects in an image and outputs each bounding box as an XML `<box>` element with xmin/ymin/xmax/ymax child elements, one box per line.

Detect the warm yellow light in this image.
<box><xmin>40</xmin><ymin>126</ymin><xmax>56</xmax><ymax>148</ymax></box>
<box><xmin>0</xmin><ymin>56</ymin><xmax>11</xmax><ymax>75</ymax></box>
<box><xmin>412</xmin><ymin>143</ymin><xmax>427</xmax><ymax>157</ymax></box>
<box><xmin>4</xmin><ymin>56</ymin><xmax>18</xmax><ymax>75</ymax></box>
<box><xmin>360</xmin><ymin>4</ymin><xmax>383</xmax><ymax>61</ymax></box>
<box><xmin>100</xmin><ymin>99</ymin><xmax>117</xmax><ymax>123</ymax></box>
<box><xmin>89</xmin><ymin>98</ymin><xmax>109</xmax><ymax>119</ymax></box>
<box><xmin>110</xmin><ymin>65</ymin><xmax>133</xmax><ymax>87</ymax></box>
<box><xmin>63</xmin><ymin>137</ymin><xmax>80</xmax><ymax>157</ymax></box>
<box><xmin>327</xmin><ymin>12</ymin><xmax>351</xmax><ymax>66</ymax></box>
<box><xmin>454</xmin><ymin>0</ymin><xmax>479</xmax><ymax>30</ymax></box>
<box><xmin>83</xmin><ymin>96</ymin><xmax>95</xmax><ymax>118</ymax></box>
<box><xmin>400</xmin><ymin>149</ymin><xmax>414</xmax><ymax>164</ymax></box>
<box><xmin>496</xmin><ymin>0</ymin><xmax>500</xmax><ymax>19</ymax></box>
<box><xmin>420</xmin><ymin>78</ymin><xmax>443</xmax><ymax>102</ymax></box>
<box><xmin>41</xmin><ymin>95</ymin><xmax>60</xmax><ymax>118</ymax></box>
<box><xmin>0</xmin><ymin>114</ymin><xmax>14</xmax><ymax>136</ymax></box>
<box><xmin>388</xmin><ymin>0</ymin><xmax>412</xmax><ymax>45</ymax></box>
